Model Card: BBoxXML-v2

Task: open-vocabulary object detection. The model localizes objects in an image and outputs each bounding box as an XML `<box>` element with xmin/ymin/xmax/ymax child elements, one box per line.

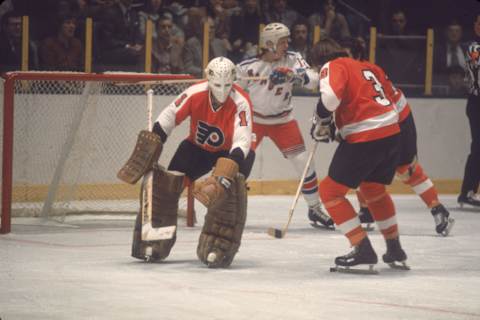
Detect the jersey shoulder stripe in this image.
<box><xmin>238</xmin><ymin>57</ymin><xmax>259</xmax><ymax>67</ymax></box>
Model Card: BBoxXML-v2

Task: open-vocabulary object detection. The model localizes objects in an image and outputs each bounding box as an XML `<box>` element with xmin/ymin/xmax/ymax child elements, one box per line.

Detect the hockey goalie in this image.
<box><xmin>117</xmin><ymin>57</ymin><xmax>255</xmax><ymax>267</ymax></box>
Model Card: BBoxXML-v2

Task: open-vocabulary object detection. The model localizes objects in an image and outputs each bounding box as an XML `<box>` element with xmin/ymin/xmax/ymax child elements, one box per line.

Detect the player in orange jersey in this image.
<box><xmin>310</xmin><ymin>38</ymin><xmax>408</xmax><ymax>273</ymax></box>
<box><xmin>341</xmin><ymin>37</ymin><xmax>454</xmax><ymax>236</ymax></box>
<box><xmin>119</xmin><ymin>57</ymin><xmax>255</xmax><ymax>267</ymax></box>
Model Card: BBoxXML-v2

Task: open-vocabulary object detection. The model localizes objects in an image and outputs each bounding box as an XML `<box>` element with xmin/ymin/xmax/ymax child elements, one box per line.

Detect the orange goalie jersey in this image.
<box><xmin>156</xmin><ymin>81</ymin><xmax>253</xmax><ymax>156</ymax></box>
<box><xmin>318</xmin><ymin>57</ymin><xmax>400</xmax><ymax>143</ymax></box>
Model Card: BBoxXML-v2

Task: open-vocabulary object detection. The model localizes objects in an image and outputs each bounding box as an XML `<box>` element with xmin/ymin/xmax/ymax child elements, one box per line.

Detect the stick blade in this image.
<box><xmin>267</xmin><ymin>227</ymin><xmax>285</xmax><ymax>239</ymax></box>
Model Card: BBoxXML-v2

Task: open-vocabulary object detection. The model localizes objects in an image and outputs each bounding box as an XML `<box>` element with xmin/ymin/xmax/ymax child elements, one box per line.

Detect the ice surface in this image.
<box><xmin>1</xmin><ymin>195</ymin><xmax>479</xmax><ymax>320</ymax></box>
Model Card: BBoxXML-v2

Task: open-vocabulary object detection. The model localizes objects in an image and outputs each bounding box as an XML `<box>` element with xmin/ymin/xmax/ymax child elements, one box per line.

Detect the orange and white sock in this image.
<box><xmin>319</xmin><ymin>177</ymin><xmax>366</xmax><ymax>246</ymax></box>
<box><xmin>397</xmin><ymin>163</ymin><xmax>439</xmax><ymax>208</ymax></box>
<box><xmin>359</xmin><ymin>182</ymin><xmax>399</xmax><ymax>240</ymax></box>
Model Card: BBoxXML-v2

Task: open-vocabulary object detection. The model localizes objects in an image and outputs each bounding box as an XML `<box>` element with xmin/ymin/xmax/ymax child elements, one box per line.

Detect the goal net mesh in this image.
<box><xmin>1</xmin><ymin>72</ymin><xmax>195</xmax><ymax>225</ymax></box>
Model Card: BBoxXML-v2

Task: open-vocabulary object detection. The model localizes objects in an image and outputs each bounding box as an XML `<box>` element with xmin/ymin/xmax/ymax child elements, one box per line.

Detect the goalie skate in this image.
<box><xmin>330</xmin><ymin>237</ymin><xmax>378</xmax><ymax>275</ymax></box>
<box><xmin>308</xmin><ymin>204</ymin><xmax>335</xmax><ymax>230</ymax></box>
<box><xmin>431</xmin><ymin>204</ymin><xmax>455</xmax><ymax>237</ymax></box>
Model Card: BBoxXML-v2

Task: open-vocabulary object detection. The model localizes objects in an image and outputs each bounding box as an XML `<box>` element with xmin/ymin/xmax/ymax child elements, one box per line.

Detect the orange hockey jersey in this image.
<box><xmin>156</xmin><ymin>81</ymin><xmax>253</xmax><ymax>157</ymax></box>
<box><xmin>364</xmin><ymin>61</ymin><xmax>412</xmax><ymax>123</ymax></box>
<box><xmin>318</xmin><ymin>57</ymin><xmax>400</xmax><ymax>143</ymax></box>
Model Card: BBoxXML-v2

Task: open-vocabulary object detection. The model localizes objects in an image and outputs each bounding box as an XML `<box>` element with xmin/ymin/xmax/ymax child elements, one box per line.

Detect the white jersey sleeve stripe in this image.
<box><xmin>319</xmin><ymin>62</ymin><xmax>341</xmax><ymax>112</ymax></box>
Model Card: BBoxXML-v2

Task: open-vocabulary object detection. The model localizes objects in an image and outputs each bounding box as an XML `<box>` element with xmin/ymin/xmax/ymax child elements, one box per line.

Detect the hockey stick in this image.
<box><xmin>267</xmin><ymin>142</ymin><xmax>319</xmax><ymax>239</ymax></box>
<box><xmin>141</xmin><ymin>89</ymin><xmax>176</xmax><ymax>241</ymax></box>
<box><xmin>114</xmin><ymin>76</ymin><xmax>268</xmax><ymax>86</ymax></box>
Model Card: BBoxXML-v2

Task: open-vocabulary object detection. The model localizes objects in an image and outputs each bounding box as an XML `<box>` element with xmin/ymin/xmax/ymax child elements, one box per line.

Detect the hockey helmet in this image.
<box><xmin>205</xmin><ymin>57</ymin><xmax>236</xmax><ymax>104</ymax></box>
<box><xmin>259</xmin><ymin>22</ymin><xmax>290</xmax><ymax>52</ymax></box>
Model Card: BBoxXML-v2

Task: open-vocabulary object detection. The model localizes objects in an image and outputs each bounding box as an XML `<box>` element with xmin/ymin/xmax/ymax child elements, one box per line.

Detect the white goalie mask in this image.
<box><xmin>205</xmin><ymin>57</ymin><xmax>236</xmax><ymax>104</ymax></box>
<box><xmin>259</xmin><ymin>22</ymin><xmax>290</xmax><ymax>53</ymax></box>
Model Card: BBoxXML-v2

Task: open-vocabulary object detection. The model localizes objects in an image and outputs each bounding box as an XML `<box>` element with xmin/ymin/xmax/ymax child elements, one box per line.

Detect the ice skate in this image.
<box><xmin>431</xmin><ymin>204</ymin><xmax>455</xmax><ymax>236</ymax></box>
<box><xmin>358</xmin><ymin>207</ymin><xmax>375</xmax><ymax>231</ymax></box>
<box><xmin>458</xmin><ymin>191</ymin><xmax>480</xmax><ymax>210</ymax></box>
<box><xmin>383</xmin><ymin>238</ymin><xmax>410</xmax><ymax>270</ymax></box>
<box><xmin>308</xmin><ymin>204</ymin><xmax>335</xmax><ymax>230</ymax></box>
<box><xmin>330</xmin><ymin>237</ymin><xmax>378</xmax><ymax>274</ymax></box>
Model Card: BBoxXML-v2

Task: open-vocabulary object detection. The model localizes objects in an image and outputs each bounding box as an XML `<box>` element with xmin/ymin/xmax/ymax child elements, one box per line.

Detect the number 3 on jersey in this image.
<box><xmin>363</xmin><ymin>70</ymin><xmax>391</xmax><ymax>106</ymax></box>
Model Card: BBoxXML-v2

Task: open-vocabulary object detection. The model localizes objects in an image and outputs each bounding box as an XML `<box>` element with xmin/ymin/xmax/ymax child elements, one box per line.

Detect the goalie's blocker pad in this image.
<box><xmin>117</xmin><ymin>130</ymin><xmax>163</xmax><ymax>184</ymax></box>
<box><xmin>197</xmin><ymin>173</ymin><xmax>247</xmax><ymax>268</ymax></box>
<box><xmin>131</xmin><ymin>165</ymin><xmax>184</xmax><ymax>261</ymax></box>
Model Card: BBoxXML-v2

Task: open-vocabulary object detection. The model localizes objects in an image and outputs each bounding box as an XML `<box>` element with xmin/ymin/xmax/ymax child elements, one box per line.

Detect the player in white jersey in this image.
<box><xmin>236</xmin><ymin>22</ymin><xmax>334</xmax><ymax>229</ymax></box>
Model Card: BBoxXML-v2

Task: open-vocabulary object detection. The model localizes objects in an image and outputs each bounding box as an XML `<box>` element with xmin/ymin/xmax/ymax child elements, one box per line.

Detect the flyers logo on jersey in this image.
<box><xmin>320</xmin><ymin>68</ymin><xmax>328</xmax><ymax>79</ymax></box>
<box><xmin>196</xmin><ymin>121</ymin><xmax>225</xmax><ymax>147</ymax></box>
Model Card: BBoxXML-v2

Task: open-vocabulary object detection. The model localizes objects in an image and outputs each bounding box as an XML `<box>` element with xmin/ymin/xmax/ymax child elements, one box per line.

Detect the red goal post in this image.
<box><xmin>1</xmin><ymin>71</ymin><xmax>197</xmax><ymax>234</ymax></box>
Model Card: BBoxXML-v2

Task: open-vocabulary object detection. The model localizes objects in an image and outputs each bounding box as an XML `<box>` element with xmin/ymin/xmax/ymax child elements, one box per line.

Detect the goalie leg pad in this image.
<box><xmin>117</xmin><ymin>130</ymin><xmax>163</xmax><ymax>184</ymax></box>
<box><xmin>197</xmin><ymin>174</ymin><xmax>247</xmax><ymax>268</ymax></box>
<box><xmin>131</xmin><ymin>166</ymin><xmax>184</xmax><ymax>261</ymax></box>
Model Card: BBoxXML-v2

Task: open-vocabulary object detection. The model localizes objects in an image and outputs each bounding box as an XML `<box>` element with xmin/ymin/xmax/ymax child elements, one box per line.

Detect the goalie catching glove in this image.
<box><xmin>311</xmin><ymin>112</ymin><xmax>336</xmax><ymax>143</ymax></box>
<box><xmin>193</xmin><ymin>157</ymin><xmax>239</xmax><ymax>208</ymax></box>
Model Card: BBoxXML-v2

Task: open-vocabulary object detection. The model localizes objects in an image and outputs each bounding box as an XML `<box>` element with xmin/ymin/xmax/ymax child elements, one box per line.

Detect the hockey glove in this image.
<box><xmin>193</xmin><ymin>158</ymin><xmax>239</xmax><ymax>208</ymax></box>
<box><xmin>269</xmin><ymin>67</ymin><xmax>308</xmax><ymax>86</ymax></box>
<box><xmin>269</xmin><ymin>67</ymin><xmax>294</xmax><ymax>85</ymax></box>
<box><xmin>311</xmin><ymin>113</ymin><xmax>336</xmax><ymax>143</ymax></box>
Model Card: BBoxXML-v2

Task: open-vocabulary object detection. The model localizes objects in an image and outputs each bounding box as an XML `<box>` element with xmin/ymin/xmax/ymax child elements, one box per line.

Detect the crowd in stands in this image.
<box><xmin>0</xmin><ymin>0</ymin><xmax>478</xmax><ymax>97</ymax></box>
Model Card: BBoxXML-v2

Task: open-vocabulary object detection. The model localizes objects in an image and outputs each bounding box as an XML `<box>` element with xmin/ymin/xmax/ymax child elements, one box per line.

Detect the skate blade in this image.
<box><xmin>310</xmin><ymin>222</ymin><xmax>335</xmax><ymax>230</ymax></box>
<box><xmin>387</xmin><ymin>261</ymin><xmax>410</xmax><ymax>270</ymax></box>
<box><xmin>440</xmin><ymin>218</ymin><xmax>455</xmax><ymax>237</ymax></box>
<box><xmin>330</xmin><ymin>264</ymin><xmax>378</xmax><ymax>275</ymax></box>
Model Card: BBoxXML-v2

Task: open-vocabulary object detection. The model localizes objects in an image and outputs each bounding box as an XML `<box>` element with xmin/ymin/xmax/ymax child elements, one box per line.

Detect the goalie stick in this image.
<box><xmin>267</xmin><ymin>142</ymin><xmax>319</xmax><ymax>239</ymax></box>
<box><xmin>142</xmin><ymin>89</ymin><xmax>176</xmax><ymax>242</ymax></box>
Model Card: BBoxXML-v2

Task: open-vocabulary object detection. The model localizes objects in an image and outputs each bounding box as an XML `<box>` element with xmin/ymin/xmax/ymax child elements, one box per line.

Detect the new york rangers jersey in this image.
<box><xmin>156</xmin><ymin>81</ymin><xmax>253</xmax><ymax>158</ymax></box>
<box><xmin>236</xmin><ymin>51</ymin><xmax>318</xmax><ymax>125</ymax></box>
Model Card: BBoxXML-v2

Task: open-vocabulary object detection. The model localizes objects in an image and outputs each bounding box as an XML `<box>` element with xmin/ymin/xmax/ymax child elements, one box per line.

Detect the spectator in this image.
<box><xmin>223</xmin><ymin>0</ymin><xmax>241</xmax><ymax>17</ymax></box>
<box><xmin>206</xmin><ymin>0</ymin><xmax>230</xmax><ymax>40</ymax></box>
<box><xmin>289</xmin><ymin>18</ymin><xmax>310</xmax><ymax>60</ymax></box>
<box><xmin>0</xmin><ymin>0</ymin><xmax>14</xmax><ymax>32</ymax></box>
<box><xmin>377</xmin><ymin>9</ymin><xmax>423</xmax><ymax>93</ymax></box>
<box><xmin>183</xmin><ymin>10</ymin><xmax>230</xmax><ymax>77</ymax></box>
<box><xmin>445</xmin><ymin>65</ymin><xmax>468</xmax><ymax>97</ymax></box>
<box><xmin>434</xmin><ymin>20</ymin><xmax>466</xmax><ymax>81</ymax></box>
<box><xmin>138</xmin><ymin>0</ymin><xmax>166</xmax><ymax>41</ymax></box>
<box><xmin>0</xmin><ymin>10</ymin><xmax>39</xmax><ymax>72</ymax></box>
<box><xmin>265</xmin><ymin>0</ymin><xmax>300</xmax><ymax>30</ymax></box>
<box><xmin>308</xmin><ymin>0</ymin><xmax>351</xmax><ymax>42</ymax></box>
<box><xmin>97</xmin><ymin>0</ymin><xmax>143</xmax><ymax>71</ymax></box>
<box><xmin>151</xmin><ymin>16</ymin><xmax>184</xmax><ymax>73</ymax></box>
<box><xmin>389</xmin><ymin>9</ymin><xmax>408</xmax><ymax>36</ymax></box>
<box><xmin>228</xmin><ymin>0</ymin><xmax>265</xmax><ymax>62</ymax></box>
<box><xmin>39</xmin><ymin>15</ymin><xmax>83</xmax><ymax>71</ymax></box>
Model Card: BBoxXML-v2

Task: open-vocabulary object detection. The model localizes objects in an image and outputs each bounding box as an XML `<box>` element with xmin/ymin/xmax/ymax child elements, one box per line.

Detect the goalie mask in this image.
<box><xmin>205</xmin><ymin>57</ymin><xmax>236</xmax><ymax>104</ymax></box>
<box><xmin>259</xmin><ymin>22</ymin><xmax>290</xmax><ymax>53</ymax></box>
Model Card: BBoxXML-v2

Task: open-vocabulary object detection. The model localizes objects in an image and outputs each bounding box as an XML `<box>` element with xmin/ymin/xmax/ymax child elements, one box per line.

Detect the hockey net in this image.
<box><xmin>1</xmin><ymin>71</ymin><xmax>197</xmax><ymax>234</ymax></box>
